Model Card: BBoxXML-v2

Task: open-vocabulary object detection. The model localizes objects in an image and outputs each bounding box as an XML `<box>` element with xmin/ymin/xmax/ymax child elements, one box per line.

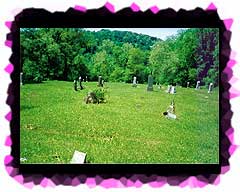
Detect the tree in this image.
<box><xmin>149</xmin><ymin>41</ymin><xmax>178</xmax><ymax>84</ymax></box>
<box><xmin>195</xmin><ymin>28</ymin><xmax>219</xmax><ymax>86</ymax></box>
<box><xmin>126</xmin><ymin>47</ymin><xmax>147</xmax><ymax>83</ymax></box>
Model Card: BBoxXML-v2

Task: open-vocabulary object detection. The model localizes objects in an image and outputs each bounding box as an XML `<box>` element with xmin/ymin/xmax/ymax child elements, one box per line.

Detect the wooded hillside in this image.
<box><xmin>20</xmin><ymin>28</ymin><xmax>219</xmax><ymax>86</ymax></box>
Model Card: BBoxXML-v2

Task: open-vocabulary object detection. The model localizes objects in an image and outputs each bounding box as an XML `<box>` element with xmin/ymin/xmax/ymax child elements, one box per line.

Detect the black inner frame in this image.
<box><xmin>7</xmin><ymin>6</ymin><xmax>230</xmax><ymax>179</ymax></box>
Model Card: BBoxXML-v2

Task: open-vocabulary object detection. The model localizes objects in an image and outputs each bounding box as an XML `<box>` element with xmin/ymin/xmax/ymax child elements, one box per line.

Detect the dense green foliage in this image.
<box><xmin>20</xmin><ymin>81</ymin><xmax>219</xmax><ymax>163</ymax></box>
<box><xmin>21</xmin><ymin>28</ymin><xmax>219</xmax><ymax>86</ymax></box>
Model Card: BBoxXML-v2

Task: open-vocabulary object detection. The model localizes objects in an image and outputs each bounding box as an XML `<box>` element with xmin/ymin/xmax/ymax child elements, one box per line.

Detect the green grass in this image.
<box><xmin>20</xmin><ymin>81</ymin><xmax>219</xmax><ymax>164</ymax></box>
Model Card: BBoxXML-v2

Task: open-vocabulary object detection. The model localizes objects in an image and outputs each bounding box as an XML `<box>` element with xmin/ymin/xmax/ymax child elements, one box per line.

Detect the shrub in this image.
<box><xmin>85</xmin><ymin>87</ymin><xmax>109</xmax><ymax>104</ymax></box>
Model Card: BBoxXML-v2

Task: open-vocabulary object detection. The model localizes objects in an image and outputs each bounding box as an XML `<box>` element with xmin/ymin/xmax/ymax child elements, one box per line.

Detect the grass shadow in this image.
<box><xmin>20</xmin><ymin>105</ymin><xmax>36</xmax><ymax>111</ymax></box>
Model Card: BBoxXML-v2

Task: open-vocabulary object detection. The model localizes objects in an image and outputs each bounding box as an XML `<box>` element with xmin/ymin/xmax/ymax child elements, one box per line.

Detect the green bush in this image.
<box><xmin>92</xmin><ymin>87</ymin><xmax>108</xmax><ymax>103</ymax></box>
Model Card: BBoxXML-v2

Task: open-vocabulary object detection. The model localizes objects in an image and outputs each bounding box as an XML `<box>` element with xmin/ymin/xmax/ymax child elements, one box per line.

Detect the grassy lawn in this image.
<box><xmin>20</xmin><ymin>81</ymin><xmax>219</xmax><ymax>164</ymax></box>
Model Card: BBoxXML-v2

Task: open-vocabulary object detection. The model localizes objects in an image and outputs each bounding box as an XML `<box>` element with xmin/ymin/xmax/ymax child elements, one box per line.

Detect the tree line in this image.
<box><xmin>20</xmin><ymin>28</ymin><xmax>219</xmax><ymax>87</ymax></box>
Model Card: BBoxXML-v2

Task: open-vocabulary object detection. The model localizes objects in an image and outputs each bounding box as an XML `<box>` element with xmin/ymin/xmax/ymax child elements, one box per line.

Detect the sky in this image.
<box><xmin>85</xmin><ymin>28</ymin><xmax>187</xmax><ymax>40</ymax></box>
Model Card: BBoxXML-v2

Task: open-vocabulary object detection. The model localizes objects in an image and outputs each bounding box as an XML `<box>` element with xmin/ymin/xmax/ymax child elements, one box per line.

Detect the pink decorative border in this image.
<box><xmin>4</xmin><ymin>2</ymin><xmax>239</xmax><ymax>189</ymax></box>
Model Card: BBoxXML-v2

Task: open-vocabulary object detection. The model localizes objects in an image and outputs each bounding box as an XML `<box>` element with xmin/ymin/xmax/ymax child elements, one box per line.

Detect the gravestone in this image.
<box><xmin>166</xmin><ymin>85</ymin><xmax>172</xmax><ymax>93</ymax></box>
<box><xmin>187</xmin><ymin>82</ymin><xmax>190</xmax><ymax>88</ymax></box>
<box><xmin>98</xmin><ymin>76</ymin><xmax>103</xmax><ymax>87</ymax></box>
<box><xmin>165</xmin><ymin>112</ymin><xmax>177</xmax><ymax>119</ymax></box>
<box><xmin>20</xmin><ymin>72</ymin><xmax>23</xmax><ymax>86</ymax></box>
<box><xmin>208</xmin><ymin>83</ymin><xmax>213</xmax><ymax>93</ymax></box>
<box><xmin>70</xmin><ymin>150</ymin><xmax>86</xmax><ymax>164</ymax></box>
<box><xmin>86</xmin><ymin>76</ymin><xmax>88</xmax><ymax>82</ymax></box>
<box><xmin>74</xmin><ymin>80</ymin><xmax>77</xmax><ymax>91</ymax></box>
<box><xmin>195</xmin><ymin>81</ymin><xmax>200</xmax><ymax>90</ymax></box>
<box><xmin>132</xmin><ymin>76</ymin><xmax>137</xmax><ymax>87</ymax></box>
<box><xmin>163</xmin><ymin>100</ymin><xmax>176</xmax><ymax>119</ymax></box>
<box><xmin>170</xmin><ymin>86</ymin><xmax>176</xmax><ymax>94</ymax></box>
<box><xmin>79</xmin><ymin>76</ymin><xmax>83</xmax><ymax>90</ymax></box>
<box><xmin>147</xmin><ymin>75</ymin><xmax>153</xmax><ymax>91</ymax></box>
<box><xmin>85</xmin><ymin>92</ymin><xmax>99</xmax><ymax>104</ymax></box>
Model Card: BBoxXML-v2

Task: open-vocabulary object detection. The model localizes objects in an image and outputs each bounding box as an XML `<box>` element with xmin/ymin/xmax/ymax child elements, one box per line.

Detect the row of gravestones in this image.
<box><xmin>132</xmin><ymin>75</ymin><xmax>214</xmax><ymax>94</ymax></box>
<box><xmin>74</xmin><ymin>76</ymin><xmax>85</xmax><ymax>91</ymax></box>
<box><xmin>132</xmin><ymin>75</ymin><xmax>154</xmax><ymax>91</ymax></box>
<box><xmin>194</xmin><ymin>80</ymin><xmax>214</xmax><ymax>93</ymax></box>
<box><xmin>74</xmin><ymin>75</ymin><xmax>104</xmax><ymax>91</ymax></box>
<box><xmin>20</xmin><ymin>72</ymin><xmax>214</xmax><ymax>94</ymax></box>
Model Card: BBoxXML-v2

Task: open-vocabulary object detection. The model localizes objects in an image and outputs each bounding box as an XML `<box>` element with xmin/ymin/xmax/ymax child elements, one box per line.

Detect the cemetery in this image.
<box><xmin>20</xmin><ymin>28</ymin><xmax>219</xmax><ymax>164</ymax></box>
<box><xmin>20</xmin><ymin>80</ymin><xmax>219</xmax><ymax>164</ymax></box>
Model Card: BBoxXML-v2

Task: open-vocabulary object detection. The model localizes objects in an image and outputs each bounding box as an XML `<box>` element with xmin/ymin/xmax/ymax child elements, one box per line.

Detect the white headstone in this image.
<box><xmin>187</xmin><ymin>82</ymin><xmax>190</xmax><ymax>88</ymax></box>
<box><xmin>170</xmin><ymin>86</ymin><xmax>176</xmax><ymax>94</ymax></box>
<box><xmin>208</xmin><ymin>83</ymin><xmax>213</xmax><ymax>93</ymax></box>
<box><xmin>166</xmin><ymin>112</ymin><xmax>177</xmax><ymax>119</ymax></box>
<box><xmin>195</xmin><ymin>81</ymin><xmax>200</xmax><ymax>90</ymax></box>
<box><xmin>132</xmin><ymin>76</ymin><xmax>137</xmax><ymax>87</ymax></box>
<box><xmin>79</xmin><ymin>76</ymin><xmax>82</xmax><ymax>87</ymax></box>
<box><xmin>70</xmin><ymin>150</ymin><xmax>86</xmax><ymax>164</ymax></box>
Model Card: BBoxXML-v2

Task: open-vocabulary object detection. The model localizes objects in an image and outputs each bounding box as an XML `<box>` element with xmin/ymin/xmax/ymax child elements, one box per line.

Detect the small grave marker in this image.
<box><xmin>79</xmin><ymin>76</ymin><xmax>83</xmax><ymax>90</ymax></box>
<box><xmin>170</xmin><ymin>86</ymin><xmax>176</xmax><ymax>94</ymax></box>
<box><xmin>85</xmin><ymin>92</ymin><xmax>99</xmax><ymax>104</ymax></box>
<box><xmin>132</xmin><ymin>76</ymin><xmax>137</xmax><ymax>87</ymax></box>
<box><xmin>195</xmin><ymin>81</ymin><xmax>200</xmax><ymax>90</ymax></box>
<box><xmin>187</xmin><ymin>82</ymin><xmax>190</xmax><ymax>88</ymax></box>
<box><xmin>208</xmin><ymin>83</ymin><xmax>213</xmax><ymax>93</ymax></box>
<box><xmin>70</xmin><ymin>150</ymin><xmax>86</xmax><ymax>164</ymax></box>
<box><xmin>163</xmin><ymin>100</ymin><xmax>176</xmax><ymax>119</ymax></box>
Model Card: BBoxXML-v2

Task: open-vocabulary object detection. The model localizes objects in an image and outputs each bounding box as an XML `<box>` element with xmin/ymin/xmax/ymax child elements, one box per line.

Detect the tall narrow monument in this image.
<box><xmin>147</xmin><ymin>75</ymin><xmax>153</xmax><ymax>91</ymax></box>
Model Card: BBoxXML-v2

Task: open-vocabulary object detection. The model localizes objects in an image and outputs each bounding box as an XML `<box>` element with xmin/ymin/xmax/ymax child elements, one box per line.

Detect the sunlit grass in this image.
<box><xmin>20</xmin><ymin>81</ymin><xmax>219</xmax><ymax>164</ymax></box>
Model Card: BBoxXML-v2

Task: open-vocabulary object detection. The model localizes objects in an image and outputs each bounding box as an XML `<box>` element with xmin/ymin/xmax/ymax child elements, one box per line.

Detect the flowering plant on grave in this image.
<box><xmin>85</xmin><ymin>87</ymin><xmax>109</xmax><ymax>104</ymax></box>
<box><xmin>93</xmin><ymin>87</ymin><xmax>108</xmax><ymax>103</ymax></box>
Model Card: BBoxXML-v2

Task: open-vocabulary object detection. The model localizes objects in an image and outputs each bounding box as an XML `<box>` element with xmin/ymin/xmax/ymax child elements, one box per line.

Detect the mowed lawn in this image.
<box><xmin>20</xmin><ymin>81</ymin><xmax>219</xmax><ymax>164</ymax></box>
